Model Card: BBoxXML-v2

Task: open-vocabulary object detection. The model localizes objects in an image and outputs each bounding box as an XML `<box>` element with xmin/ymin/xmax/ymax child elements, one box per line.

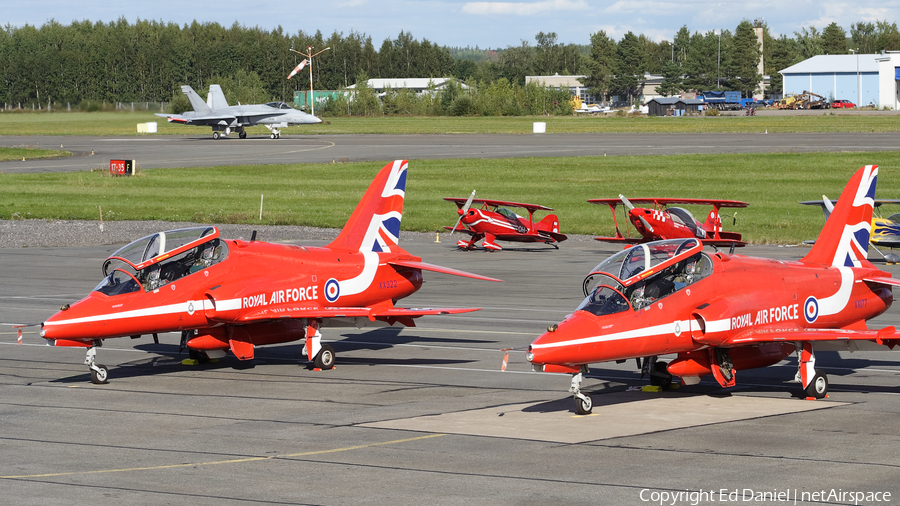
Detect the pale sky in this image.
<box><xmin>9</xmin><ymin>0</ymin><xmax>900</xmax><ymax>48</ymax></box>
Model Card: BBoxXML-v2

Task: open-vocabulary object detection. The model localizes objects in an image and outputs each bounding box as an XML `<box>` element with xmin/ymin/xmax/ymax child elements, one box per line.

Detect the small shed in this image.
<box><xmin>645</xmin><ymin>97</ymin><xmax>704</xmax><ymax>117</ymax></box>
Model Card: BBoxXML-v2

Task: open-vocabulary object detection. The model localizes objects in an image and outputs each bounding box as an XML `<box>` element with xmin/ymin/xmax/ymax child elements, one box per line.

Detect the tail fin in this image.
<box><xmin>206</xmin><ymin>84</ymin><xmax>229</xmax><ymax>110</ymax></box>
<box><xmin>537</xmin><ymin>214</ymin><xmax>560</xmax><ymax>234</ymax></box>
<box><xmin>801</xmin><ymin>165</ymin><xmax>877</xmax><ymax>267</ymax></box>
<box><xmin>180</xmin><ymin>86</ymin><xmax>213</xmax><ymax>114</ymax></box>
<box><xmin>326</xmin><ymin>160</ymin><xmax>408</xmax><ymax>253</ymax></box>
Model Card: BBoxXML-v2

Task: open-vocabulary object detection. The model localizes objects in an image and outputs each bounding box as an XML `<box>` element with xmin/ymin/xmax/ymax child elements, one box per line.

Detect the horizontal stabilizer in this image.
<box><xmin>389</xmin><ymin>259</ymin><xmax>502</xmax><ymax>282</ymax></box>
<box><xmin>863</xmin><ymin>276</ymin><xmax>900</xmax><ymax>287</ymax></box>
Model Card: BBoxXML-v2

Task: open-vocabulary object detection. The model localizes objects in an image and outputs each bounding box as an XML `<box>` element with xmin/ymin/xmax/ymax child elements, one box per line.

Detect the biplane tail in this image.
<box><xmin>326</xmin><ymin>160</ymin><xmax>408</xmax><ymax>254</ymax></box>
<box><xmin>536</xmin><ymin>214</ymin><xmax>561</xmax><ymax>234</ymax></box>
<box><xmin>801</xmin><ymin>165</ymin><xmax>877</xmax><ymax>268</ymax></box>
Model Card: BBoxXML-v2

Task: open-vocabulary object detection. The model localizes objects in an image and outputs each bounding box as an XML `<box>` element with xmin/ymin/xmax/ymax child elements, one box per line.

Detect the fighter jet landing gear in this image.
<box><xmin>570</xmin><ymin>366</ymin><xmax>592</xmax><ymax>415</ymax></box>
<box><xmin>237</xmin><ymin>127</ymin><xmax>247</xmax><ymax>139</ymax></box>
<box><xmin>265</xmin><ymin>125</ymin><xmax>282</xmax><ymax>139</ymax></box>
<box><xmin>797</xmin><ymin>342</ymin><xmax>828</xmax><ymax>399</ymax></box>
<box><xmin>212</xmin><ymin>127</ymin><xmax>232</xmax><ymax>140</ymax></box>
<box><xmin>84</xmin><ymin>342</ymin><xmax>108</xmax><ymax>384</ymax></box>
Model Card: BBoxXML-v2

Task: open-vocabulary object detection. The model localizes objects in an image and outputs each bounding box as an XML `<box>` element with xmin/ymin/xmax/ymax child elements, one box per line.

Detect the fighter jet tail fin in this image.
<box><xmin>326</xmin><ymin>160</ymin><xmax>407</xmax><ymax>254</ymax></box>
<box><xmin>802</xmin><ymin>165</ymin><xmax>877</xmax><ymax>268</ymax></box>
<box><xmin>206</xmin><ymin>85</ymin><xmax>229</xmax><ymax>110</ymax></box>
<box><xmin>180</xmin><ymin>85</ymin><xmax>213</xmax><ymax>114</ymax></box>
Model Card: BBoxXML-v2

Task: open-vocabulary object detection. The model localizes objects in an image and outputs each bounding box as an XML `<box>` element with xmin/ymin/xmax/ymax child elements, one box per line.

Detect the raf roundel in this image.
<box><xmin>324</xmin><ymin>278</ymin><xmax>341</xmax><ymax>303</ymax></box>
<box><xmin>804</xmin><ymin>296</ymin><xmax>819</xmax><ymax>323</ymax></box>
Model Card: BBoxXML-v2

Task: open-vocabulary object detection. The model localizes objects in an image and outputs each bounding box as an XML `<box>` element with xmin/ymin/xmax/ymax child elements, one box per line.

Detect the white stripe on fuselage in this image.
<box><xmin>530</xmin><ymin>318</ymin><xmax>705</xmax><ymax>350</ymax></box>
<box><xmin>43</xmin><ymin>297</ymin><xmax>240</xmax><ymax>327</ymax></box>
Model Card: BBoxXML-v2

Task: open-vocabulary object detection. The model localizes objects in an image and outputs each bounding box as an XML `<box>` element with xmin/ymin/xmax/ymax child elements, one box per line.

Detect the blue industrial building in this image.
<box><xmin>780</xmin><ymin>53</ymin><xmax>900</xmax><ymax>108</ymax></box>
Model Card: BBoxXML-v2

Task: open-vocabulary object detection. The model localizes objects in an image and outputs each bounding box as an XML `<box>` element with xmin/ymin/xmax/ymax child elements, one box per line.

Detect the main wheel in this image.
<box><xmin>314</xmin><ymin>344</ymin><xmax>335</xmax><ymax>369</ymax></box>
<box><xmin>650</xmin><ymin>361</ymin><xmax>673</xmax><ymax>390</ymax></box>
<box><xmin>239</xmin><ymin>131</ymin><xmax>247</xmax><ymax>139</ymax></box>
<box><xmin>805</xmin><ymin>372</ymin><xmax>828</xmax><ymax>399</ymax></box>
<box><xmin>91</xmin><ymin>364</ymin><xmax>109</xmax><ymax>384</ymax></box>
<box><xmin>270</xmin><ymin>133</ymin><xmax>276</xmax><ymax>139</ymax></box>
<box><xmin>213</xmin><ymin>132</ymin><xmax>221</xmax><ymax>140</ymax></box>
<box><xmin>575</xmin><ymin>395</ymin><xmax>592</xmax><ymax>415</ymax></box>
<box><xmin>189</xmin><ymin>349</ymin><xmax>210</xmax><ymax>364</ymax></box>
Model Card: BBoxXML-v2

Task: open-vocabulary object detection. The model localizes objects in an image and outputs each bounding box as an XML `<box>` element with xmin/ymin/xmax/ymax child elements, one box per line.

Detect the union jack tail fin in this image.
<box><xmin>327</xmin><ymin>160</ymin><xmax>408</xmax><ymax>253</ymax></box>
<box><xmin>801</xmin><ymin>165</ymin><xmax>877</xmax><ymax>267</ymax></box>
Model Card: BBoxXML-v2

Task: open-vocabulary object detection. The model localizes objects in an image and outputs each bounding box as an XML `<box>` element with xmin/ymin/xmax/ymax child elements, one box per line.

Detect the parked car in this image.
<box><xmin>832</xmin><ymin>99</ymin><xmax>856</xmax><ymax>108</ymax></box>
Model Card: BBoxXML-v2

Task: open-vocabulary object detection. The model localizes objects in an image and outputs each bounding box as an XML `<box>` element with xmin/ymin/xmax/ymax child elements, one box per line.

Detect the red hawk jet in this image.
<box><xmin>530</xmin><ymin>166</ymin><xmax>900</xmax><ymax>414</ymax></box>
<box><xmin>41</xmin><ymin>160</ymin><xmax>500</xmax><ymax>383</ymax></box>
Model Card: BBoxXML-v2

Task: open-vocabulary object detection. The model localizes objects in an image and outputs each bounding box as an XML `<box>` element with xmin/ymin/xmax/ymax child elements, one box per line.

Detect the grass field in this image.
<box><xmin>2</xmin><ymin>110</ymin><xmax>900</xmax><ymax>136</ymax></box>
<box><xmin>2</xmin><ymin>152</ymin><xmax>897</xmax><ymax>244</ymax></box>
<box><xmin>0</xmin><ymin>147</ymin><xmax>70</xmax><ymax>161</ymax></box>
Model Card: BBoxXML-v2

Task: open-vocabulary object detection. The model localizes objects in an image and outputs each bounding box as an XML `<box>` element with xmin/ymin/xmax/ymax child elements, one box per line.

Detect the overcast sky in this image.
<box><xmin>10</xmin><ymin>0</ymin><xmax>900</xmax><ymax>48</ymax></box>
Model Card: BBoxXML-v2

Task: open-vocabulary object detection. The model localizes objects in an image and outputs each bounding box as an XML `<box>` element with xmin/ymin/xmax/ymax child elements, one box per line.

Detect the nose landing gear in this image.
<box><xmin>84</xmin><ymin>342</ymin><xmax>108</xmax><ymax>384</ymax></box>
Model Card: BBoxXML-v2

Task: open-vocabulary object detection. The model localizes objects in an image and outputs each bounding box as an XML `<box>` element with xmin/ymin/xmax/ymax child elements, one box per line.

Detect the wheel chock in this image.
<box><xmin>182</xmin><ymin>359</ymin><xmax>199</xmax><ymax>366</ymax></box>
<box><xmin>668</xmin><ymin>383</ymin><xmax>680</xmax><ymax>389</ymax></box>
<box><xmin>313</xmin><ymin>367</ymin><xmax>321</xmax><ymax>371</ymax></box>
<box><xmin>642</xmin><ymin>385</ymin><xmax>662</xmax><ymax>393</ymax></box>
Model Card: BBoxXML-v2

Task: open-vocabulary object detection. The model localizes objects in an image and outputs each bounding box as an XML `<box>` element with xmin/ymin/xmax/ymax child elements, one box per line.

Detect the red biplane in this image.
<box><xmin>589</xmin><ymin>196</ymin><xmax>748</xmax><ymax>247</ymax></box>
<box><xmin>40</xmin><ymin>160</ymin><xmax>500</xmax><ymax>383</ymax></box>
<box><xmin>530</xmin><ymin>166</ymin><xmax>900</xmax><ymax>414</ymax></box>
<box><xmin>444</xmin><ymin>193</ymin><xmax>567</xmax><ymax>251</ymax></box>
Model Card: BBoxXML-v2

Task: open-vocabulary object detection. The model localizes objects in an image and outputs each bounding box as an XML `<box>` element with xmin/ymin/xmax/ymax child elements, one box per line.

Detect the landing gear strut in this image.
<box><xmin>302</xmin><ymin>320</ymin><xmax>335</xmax><ymax>370</ymax></box>
<box><xmin>85</xmin><ymin>341</ymin><xmax>108</xmax><ymax>384</ymax></box>
<box><xmin>265</xmin><ymin>125</ymin><xmax>282</xmax><ymax>139</ymax></box>
<box><xmin>571</xmin><ymin>366</ymin><xmax>592</xmax><ymax>415</ymax></box>
<box><xmin>797</xmin><ymin>342</ymin><xmax>828</xmax><ymax>399</ymax></box>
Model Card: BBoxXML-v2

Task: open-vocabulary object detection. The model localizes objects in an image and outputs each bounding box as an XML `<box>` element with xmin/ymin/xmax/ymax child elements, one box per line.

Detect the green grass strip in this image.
<box><xmin>2</xmin><ymin>152</ymin><xmax>898</xmax><ymax>244</ymax></box>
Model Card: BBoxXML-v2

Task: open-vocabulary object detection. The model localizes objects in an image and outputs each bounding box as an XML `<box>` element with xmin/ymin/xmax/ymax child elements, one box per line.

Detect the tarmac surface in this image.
<box><xmin>4</xmin><ymin>131</ymin><xmax>900</xmax><ymax>173</ymax></box>
<box><xmin>1</xmin><ymin>235</ymin><xmax>899</xmax><ymax>505</ymax></box>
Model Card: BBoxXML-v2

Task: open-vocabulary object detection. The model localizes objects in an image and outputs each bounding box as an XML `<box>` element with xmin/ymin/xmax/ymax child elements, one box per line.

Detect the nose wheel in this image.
<box><xmin>85</xmin><ymin>344</ymin><xmax>109</xmax><ymax>384</ymax></box>
<box><xmin>570</xmin><ymin>369</ymin><xmax>592</xmax><ymax>415</ymax></box>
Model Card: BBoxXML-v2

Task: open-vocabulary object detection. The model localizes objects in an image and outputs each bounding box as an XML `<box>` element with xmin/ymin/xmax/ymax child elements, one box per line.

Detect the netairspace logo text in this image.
<box><xmin>639</xmin><ymin>488</ymin><xmax>892</xmax><ymax>506</ymax></box>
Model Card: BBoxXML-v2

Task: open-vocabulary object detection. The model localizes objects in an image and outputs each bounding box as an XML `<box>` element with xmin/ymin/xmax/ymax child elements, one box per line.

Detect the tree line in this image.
<box><xmin>2</xmin><ymin>18</ymin><xmax>900</xmax><ymax>113</ymax></box>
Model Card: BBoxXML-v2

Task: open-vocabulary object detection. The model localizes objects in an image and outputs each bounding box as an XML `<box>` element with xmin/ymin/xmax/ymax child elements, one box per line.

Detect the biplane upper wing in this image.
<box><xmin>444</xmin><ymin>197</ymin><xmax>553</xmax><ymax>212</ymax></box>
<box><xmin>588</xmin><ymin>198</ymin><xmax>748</xmax><ymax>208</ymax></box>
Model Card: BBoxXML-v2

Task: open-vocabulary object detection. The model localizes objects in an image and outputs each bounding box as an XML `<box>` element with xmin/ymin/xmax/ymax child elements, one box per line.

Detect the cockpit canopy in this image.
<box><xmin>94</xmin><ymin>227</ymin><xmax>227</xmax><ymax>296</ymax></box>
<box><xmin>104</xmin><ymin>227</ymin><xmax>218</xmax><ymax>274</ymax></box>
<box><xmin>265</xmin><ymin>101</ymin><xmax>295</xmax><ymax>110</ymax></box>
<box><xmin>577</xmin><ymin>238</ymin><xmax>712</xmax><ymax>316</ymax></box>
<box><xmin>582</xmin><ymin>238</ymin><xmax>702</xmax><ymax>295</ymax></box>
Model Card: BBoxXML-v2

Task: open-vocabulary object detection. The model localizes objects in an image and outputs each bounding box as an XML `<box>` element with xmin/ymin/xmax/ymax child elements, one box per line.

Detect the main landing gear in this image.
<box><xmin>302</xmin><ymin>320</ymin><xmax>336</xmax><ymax>370</ymax></box>
<box><xmin>797</xmin><ymin>342</ymin><xmax>828</xmax><ymax>399</ymax></box>
<box><xmin>265</xmin><ymin>125</ymin><xmax>282</xmax><ymax>139</ymax></box>
<box><xmin>84</xmin><ymin>341</ymin><xmax>108</xmax><ymax>384</ymax></box>
<box><xmin>570</xmin><ymin>366</ymin><xmax>592</xmax><ymax>415</ymax></box>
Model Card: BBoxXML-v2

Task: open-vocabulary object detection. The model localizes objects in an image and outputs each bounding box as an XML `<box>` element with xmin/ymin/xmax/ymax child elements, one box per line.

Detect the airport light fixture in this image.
<box><xmin>849</xmin><ymin>48</ymin><xmax>860</xmax><ymax>107</ymax></box>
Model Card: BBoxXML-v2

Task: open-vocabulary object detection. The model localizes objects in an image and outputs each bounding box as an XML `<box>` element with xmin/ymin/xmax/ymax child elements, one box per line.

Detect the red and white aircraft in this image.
<box><xmin>589</xmin><ymin>196</ymin><xmax>748</xmax><ymax>248</ymax></box>
<box><xmin>444</xmin><ymin>194</ymin><xmax>567</xmax><ymax>251</ymax></box>
<box><xmin>41</xmin><ymin>160</ymin><xmax>500</xmax><ymax>383</ymax></box>
<box><xmin>530</xmin><ymin>166</ymin><xmax>900</xmax><ymax>414</ymax></box>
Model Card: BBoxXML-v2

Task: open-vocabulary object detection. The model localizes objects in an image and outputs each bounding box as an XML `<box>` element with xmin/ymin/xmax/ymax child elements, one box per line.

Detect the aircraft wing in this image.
<box><xmin>444</xmin><ymin>197</ymin><xmax>553</xmax><ymax>212</ymax></box>
<box><xmin>237</xmin><ymin>305</ymin><xmax>481</xmax><ymax>323</ymax></box>
<box><xmin>589</xmin><ymin>198</ymin><xmax>748</xmax><ymax>208</ymax></box>
<box><xmin>156</xmin><ymin>113</ymin><xmax>238</xmax><ymax>126</ymax></box>
<box><xmin>716</xmin><ymin>324</ymin><xmax>900</xmax><ymax>347</ymax></box>
<box><xmin>594</xmin><ymin>235</ymin><xmax>643</xmax><ymax>244</ymax></box>
<box><xmin>389</xmin><ymin>259</ymin><xmax>502</xmax><ymax>282</ymax></box>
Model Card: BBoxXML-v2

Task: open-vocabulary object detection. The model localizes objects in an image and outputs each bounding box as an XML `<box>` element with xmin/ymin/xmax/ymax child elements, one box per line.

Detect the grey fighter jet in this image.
<box><xmin>156</xmin><ymin>85</ymin><xmax>322</xmax><ymax>139</ymax></box>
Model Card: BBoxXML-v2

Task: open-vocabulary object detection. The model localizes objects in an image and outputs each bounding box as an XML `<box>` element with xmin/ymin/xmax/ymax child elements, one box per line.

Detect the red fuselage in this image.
<box><xmin>529</xmin><ymin>251</ymin><xmax>892</xmax><ymax>376</ymax></box>
<box><xmin>42</xmin><ymin>240</ymin><xmax>424</xmax><ymax>346</ymax></box>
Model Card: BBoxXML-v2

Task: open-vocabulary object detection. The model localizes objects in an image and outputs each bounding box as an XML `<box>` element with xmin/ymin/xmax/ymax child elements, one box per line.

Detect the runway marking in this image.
<box><xmin>0</xmin><ymin>433</ymin><xmax>445</xmax><ymax>479</ymax></box>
